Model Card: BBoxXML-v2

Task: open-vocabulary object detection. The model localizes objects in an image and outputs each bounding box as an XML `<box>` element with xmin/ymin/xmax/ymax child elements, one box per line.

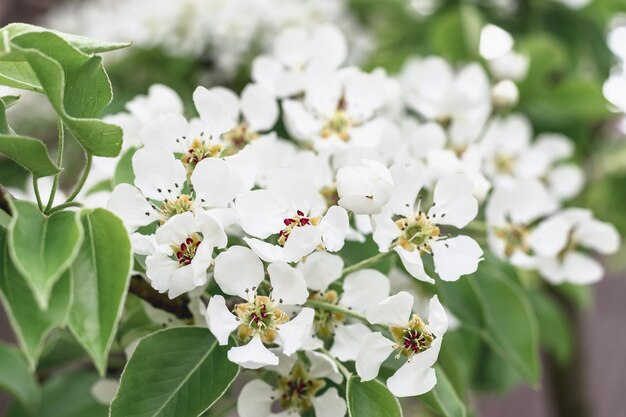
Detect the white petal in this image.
<box><xmin>329</xmin><ymin>322</ymin><xmax>372</xmax><ymax>362</ymax></box>
<box><xmin>282</xmin><ymin>99</ymin><xmax>323</xmax><ymax>141</ymax></box>
<box><xmin>563</xmin><ymin>252</ymin><xmax>604</xmax><ymax>284</ymax></box>
<box><xmin>214</xmin><ymin>246</ymin><xmax>265</xmax><ymax>298</ymax></box>
<box><xmin>372</xmin><ymin>213</ymin><xmax>400</xmax><ymax>252</ymax></box>
<box><xmin>237</xmin><ymin>379</ymin><xmax>275</xmax><ymax>417</ymax></box>
<box><xmin>427</xmin><ymin>295</ymin><xmax>448</xmax><ymax>337</ymax></box>
<box><xmin>387</xmin><ymin>164</ymin><xmax>425</xmax><ymax>217</ymax></box>
<box><xmin>312</xmin><ymin>388</ymin><xmax>348</xmax><ymax>417</ymax></box>
<box><xmin>527</xmin><ymin>216</ymin><xmax>570</xmax><ymax>257</ymax></box>
<box><xmin>193</xmin><ymin>86</ymin><xmax>236</xmax><ymax>137</ymax></box>
<box><xmin>145</xmin><ymin>252</ymin><xmax>178</xmax><ymax>294</ymax></box>
<box><xmin>107</xmin><ymin>184</ymin><xmax>159</xmax><ymax>232</ymax></box>
<box><xmin>241</xmin><ymin>84</ymin><xmax>278</xmax><ymax>131</ymax></box>
<box><xmin>195</xmin><ymin>209</ymin><xmax>228</xmax><ymax>248</ymax></box>
<box><xmin>192</xmin><ymin>158</ymin><xmax>243</xmax><ymax>208</ymax></box>
<box><xmin>431</xmin><ymin>236</ymin><xmax>483</xmax><ymax>282</ymax></box>
<box><xmin>209</xmin><ymin>87</ymin><xmax>240</xmax><ymax>123</ymax></box>
<box><xmin>308</xmin><ymin>24</ymin><xmax>348</xmax><ymax>72</ymax></box>
<box><xmin>168</xmin><ymin>265</ymin><xmax>200</xmax><ymax>299</ymax></box>
<box><xmin>206</xmin><ymin>295</ymin><xmax>239</xmax><ymax>345</ymax></box>
<box><xmin>224</xmin><ymin>145</ymin><xmax>258</xmax><ymax>192</ymax></box>
<box><xmin>366</xmin><ymin>291</ymin><xmax>413</xmax><ymax>326</ymax></box>
<box><xmin>274</xmin><ymin>26</ymin><xmax>309</xmax><ymax>69</ymax></box>
<box><xmin>264</xmin><ymin>168</ymin><xmax>323</xmax><ymax>214</ymax></box>
<box><xmin>281</xmin><ymin>226</ymin><xmax>323</xmax><ymax>262</ymax></box>
<box><xmin>278</xmin><ymin>308</ymin><xmax>315</xmax><ymax>356</ymax></box>
<box><xmin>429</xmin><ymin>174</ymin><xmax>478</xmax><ymax>228</ymax></box>
<box><xmin>268</xmin><ymin>262</ymin><xmax>309</xmax><ymax>305</ymax></box>
<box><xmin>132</xmin><ymin>145</ymin><xmax>186</xmax><ymax>201</ymax></box>
<box><xmin>575</xmin><ymin>218</ymin><xmax>620</xmax><ymax>255</ymax></box>
<box><xmin>395</xmin><ymin>246</ymin><xmax>434</xmax><ymax>284</ymax></box>
<box><xmin>236</xmin><ymin>190</ymin><xmax>288</xmax><ymax>238</ymax></box>
<box><xmin>228</xmin><ymin>334</ymin><xmax>279</xmax><ymax>369</ymax></box>
<box><xmin>319</xmin><ymin>205</ymin><xmax>349</xmax><ymax>252</ymax></box>
<box><xmin>155</xmin><ymin>212</ymin><xmax>196</xmax><ymax>245</ymax></box>
<box><xmin>355</xmin><ymin>332</ymin><xmax>395</xmax><ymax>381</ymax></box>
<box><xmin>139</xmin><ymin>113</ymin><xmax>189</xmax><ymax>152</ymax></box>
<box><xmin>306</xmin><ymin>351</ymin><xmax>343</xmax><ymax>384</ymax></box>
<box><xmin>341</xmin><ymin>269</ymin><xmax>390</xmax><ymax>314</ymax></box>
<box><xmin>387</xmin><ymin>364</ymin><xmax>436</xmax><ymax>397</ymax></box>
<box><xmin>244</xmin><ymin>238</ymin><xmax>285</xmax><ymax>263</ymax></box>
<box><xmin>251</xmin><ymin>55</ymin><xmax>282</xmax><ymax>94</ymax></box>
<box><xmin>297</xmin><ymin>252</ymin><xmax>344</xmax><ymax>291</ymax></box>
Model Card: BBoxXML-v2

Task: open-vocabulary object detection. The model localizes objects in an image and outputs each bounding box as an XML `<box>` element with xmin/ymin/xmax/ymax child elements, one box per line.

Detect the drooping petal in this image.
<box><xmin>355</xmin><ymin>332</ymin><xmax>395</xmax><ymax>381</ymax></box>
<box><xmin>241</xmin><ymin>83</ymin><xmax>279</xmax><ymax>131</ymax></box>
<box><xmin>341</xmin><ymin>269</ymin><xmax>390</xmax><ymax>314</ymax></box>
<box><xmin>319</xmin><ymin>205</ymin><xmax>349</xmax><ymax>252</ymax></box>
<box><xmin>214</xmin><ymin>246</ymin><xmax>265</xmax><ymax>298</ymax></box>
<box><xmin>431</xmin><ymin>236</ymin><xmax>483</xmax><ymax>282</ymax></box>
<box><xmin>277</xmin><ymin>308</ymin><xmax>315</xmax><ymax>356</ymax></box>
<box><xmin>429</xmin><ymin>174</ymin><xmax>478</xmax><ymax>228</ymax></box>
<box><xmin>366</xmin><ymin>291</ymin><xmax>413</xmax><ymax>326</ymax></box>
<box><xmin>192</xmin><ymin>158</ymin><xmax>243</xmax><ymax>208</ymax></box>
<box><xmin>312</xmin><ymin>387</ymin><xmax>348</xmax><ymax>417</ymax></box>
<box><xmin>394</xmin><ymin>246</ymin><xmax>434</xmax><ymax>284</ymax></box>
<box><xmin>372</xmin><ymin>212</ymin><xmax>400</xmax><ymax>252</ymax></box>
<box><xmin>237</xmin><ymin>379</ymin><xmax>275</xmax><ymax>417</ymax></box>
<box><xmin>132</xmin><ymin>145</ymin><xmax>186</xmax><ymax>201</ymax></box>
<box><xmin>575</xmin><ymin>218</ymin><xmax>621</xmax><ymax>255</ymax></box>
<box><xmin>387</xmin><ymin>363</ymin><xmax>436</xmax><ymax>397</ymax></box>
<box><xmin>563</xmin><ymin>251</ymin><xmax>604</xmax><ymax>284</ymax></box>
<box><xmin>206</xmin><ymin>295</ymin><xmax>239</xmax><ymax>345</ymax></box>
<box><xmin>329</xmin><ymin>323</ymin><xmax>372</xmax><ymax>362</ymax></box>
<box><xmin>297</xmin><ymin>251</ymin><xmax>344</xmax><ymax>291</ymax></box>
<box><xmin>107</xmin><ymin>183</ymin><xmax>159</xmax><ymax>232</ymax></box>
<box><xmin>427</xmin><ymin>295</ymin><xmax>449</xmax><ymax>337</ymax></box>
<box><xmin>268</xmin><ymin>262</ymin><xmax>309</xmax><ymax>305</ymax></box>
<box><xmin>244</xmin><ymin>238</ymin><xmax>285</xmax><ymax>263</ymax></box>
<box><xmin>228</xmin><ymin>334</ymin><xmax>279</xmax><ymax>369</ymax></box>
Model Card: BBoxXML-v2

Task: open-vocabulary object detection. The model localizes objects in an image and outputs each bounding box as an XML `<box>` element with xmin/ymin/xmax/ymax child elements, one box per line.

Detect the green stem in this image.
<box><xmin>32</xmin><ymin>177</ymin><xmax>43</xmax><ymax>211</ymax></box>
<box><xmin>65</xmin><ymin>153</ymin><xmax>92</xmax><ymax>203</ymax></box>
<box><xmin>304</xmin><ymin>299</ymin><xmax>368</xmax><ymax>322</ymax></box>
<box><xmin>463</xmin><ymin>220</ymin><xmax>487</xmax><ymax>234</ymax></box>
<box><xmin>342</xmin><ymin>251</ymin><xmax>393</xmax><ymax>275</ymax></box>
<box><xmin>47</xmin><ymin>201</ymin><xmax>83</xmax><ymax>214</ymax></box>
<box><xmin>45</xmin><ymin>119</ymin><xmax>65</xmax><ymax>213</ymax></box>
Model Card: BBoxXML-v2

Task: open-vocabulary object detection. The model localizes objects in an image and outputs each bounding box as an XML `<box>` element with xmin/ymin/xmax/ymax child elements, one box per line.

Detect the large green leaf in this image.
<box><xmin>9</xmin><ymin>32</ymin><xmax>123</xmax><ymax>157</ymax></box>
<box><xmin>346</xmin><ymin>376</ymin><xmax>402</xmax><ymax>417</ymax></box>
<box><xmin>529</xmin><ymin>290</ymin><xmax>572</xmax><ymax>365</ymax></box>
<box><xmin>0</xmin><ymin>342</ymin><xmax>40</xmax><ymax>413</ymax></box>
<box><xmin>68</xmin><ymin>208</ymin><xmax>132</xmax><ymax>374</ymax></box>
<box><xmin>419</xmin><ymin>367</ymin><xmax>466</xmax><ymax>417</ymax></box>
<box><xmin>6</xmin><ymin>371</ymin><xmax>108</xmax><ymax>417</ymax></box>
<box><xmin>0</xmin><ymin>61</ymin><xmax>42</xmax><ymax>92</ymax></box>
<box><xmin>429</xmin><ymin>5</ymin><xmax>483</xmax><ymax>62</ymax></box>
<box><xmin>0</xmin><ymin>228</ymin><xmax>72</xmax><ymax>368</ymax></box>
<box><xmin>7</xmin><ymin>200</ymin><xmax>82</xmax><ymax>308</ymax></box>
<box><xmin>110</xmin><ymin>327</ymin><xmax>240</xmax><ymax>417</ymax></box>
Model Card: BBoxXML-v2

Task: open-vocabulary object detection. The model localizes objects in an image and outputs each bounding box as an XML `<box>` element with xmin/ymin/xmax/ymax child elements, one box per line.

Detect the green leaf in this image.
<box><xmin>113</xmin><ymin>147</ymin><xmax>137</xmax><ymax>186</ymax></box>
<box><xmin>419</xmin><ymin>367</ymin><xmax>466</xmax><ymax>417</ymax></box>
<box><xmin>528</xmin><ymin>290</ymin><xmax>572</xmax><ymax>364</ymax></box>
<box><xmin>110</xmin><ymin>327</ymin><xmax>240</xmax><ymax>417</ymax></box>
<box><xmin>1</xmin><ymin>95</ymin><xmax>20</xmax><ymax>108</ymax></box>
<box><xmin>10</xmin><ymin>32</ymin><xmax>123</xmax><ymax>157</ymax></box>
<box><xmin>6</xmin><ymin>371</ymin><xmax>108</xmax><ymax>417</ymax></box>
<box><xmin>468</xmin><ymin>262</ymin><xmax>541</xmax><ymax>385</ymax></box>
<box><xmin>0</xmin><ymin>228</ymin><xmax>72</xmax><ymax>368</ymax></box>
<box><xmin>429</xmin><ymin>5</ymin><xmax>483</xmax><ymax>61</ymax></box>
<box><xmin>7</xmin><ymin>200</ymin><xmax>82</xmax><ymax>308</ymax></box>
<box><xmin>1</xmin><ymin>23</ymin><xmax>130</xmax><ymax>55</ymax></box>
<box><xmin>68</xmin><ymin>208</ymin><xmax>132</xmax><ymax>375</ymax></box>
<box><xmin>0</xmin><ymin>61</ymin><xmax>42</xmax><ymax>92</ymax></box>
<box><xmin>0</xmin><ymin>342</ymin><xmax>40</xmax><ymax>413</ymax></box>
<box><xmin>0</xmin><ymin>134</ymin><xmax>61</xmax><ymax>177</ymax></box>
<box><xmin>346</xmin><ymin>376</ymin><xmax>403</xmax><ymax>417</ymax></box>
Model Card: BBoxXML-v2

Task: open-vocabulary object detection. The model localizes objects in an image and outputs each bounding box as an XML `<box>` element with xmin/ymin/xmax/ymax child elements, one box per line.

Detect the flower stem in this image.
<box><xmin>342</xmin><ymin>251</ymin><xmax>393</xmax><ymax>275</ymax></box>
<box><xmin>65</xmin><ymin>152</ymin><xmax>92</xmax><ymax>203</ymax></box>
<box><xmin>304</xmin><ymin>299</ymin><xmax>368</xmax><ymax>322</ymax></box>
<box><xmin>45</xmin><ymin>119</ymin><xmax>65</xmax><ymax>213</ymax></box>
<box><xmin>47</xmin><ymin>201</ymin><xmax>83</xmax><ymax>214</ymax></box>
<box><xmin>32</xmin><ymin>177</ymin><xmax>43</xmax><ymax>211</ymax></box>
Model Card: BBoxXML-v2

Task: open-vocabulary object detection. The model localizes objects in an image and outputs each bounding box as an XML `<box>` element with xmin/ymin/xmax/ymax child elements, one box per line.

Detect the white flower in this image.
<box><xmin>144</xmin><ymin>210</ymin><xmax>227</xmax><ymax>298</ymax></box>
<box><xmin>236</xmin><ymin>169</ymin><xmax>349</xmax><ymax>263</ymax></box>
<box><xmin>356</xmin><ymin>293</ymin><xmax>448</xmax><ymax>397</ymax></box>
<box><xmin>529</xmin><ymin>208</ymin><xmax>620</xmax><ymax>284</ymax></box>
<box><xmin>488</xmin><ymin>51</ymin><xmax>529</xmax><ymax>81</ymax></box>
<box><xmin>206</xmin><ymin>246</ymin><xmax>314</xmax><ymax>368</ymax></box>
<box><xmin>336</xmin><ymin>159</ymin><xmax>394</xmax><ymax>215</ymax></box>
<box><xmin>372</xmin><ymin>169</ymin><xmax>483</xmax><ymax>283</ymax></box>
<box><xmin>237</xmin><ymin>351</ymin><xmax>346</xmax><ymax>417</ymax></box>
<box><xmin>125</xmin><ymin>84</ymin><xmax>184</xmax><ymax>123</ymax></box>
<box><xmin>252</xmin><ymin>24</ymin><xmax>348</xmax><ymax>97</ymax></box>
<box><xmin>298</xmin><ymin>252</ymin><xmax>390</xmax><ymax>361</ymax></box>
<box><xmin>282</xmin><ymin>68</ymin><xmax>388</xmax><ymax>150</ymax></box>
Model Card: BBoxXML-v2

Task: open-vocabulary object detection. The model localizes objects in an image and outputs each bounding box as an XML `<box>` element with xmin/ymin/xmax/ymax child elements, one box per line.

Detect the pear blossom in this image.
<box><xmin>356</xmin><ymin>293</ymin><xmax>448</xmax><ymax>397</ymax></box>
<box><xmin>206</xmin><ymin>246</ymin><xmax>314</xmax><ymax>369</ymax></box>
<box><xmin>372</xmin><ymin>169</ymin><xmax>483</xmax><ymax>283</ymax></box>
<box><xmin>236</xmin><ymin>168</ymin><xmax>349</xmax><ymax>263</ymax></box>
<box><xmin>237</xmin><ymin>350</ymin><xmax>346</xmax><ymax>417</ymax></box>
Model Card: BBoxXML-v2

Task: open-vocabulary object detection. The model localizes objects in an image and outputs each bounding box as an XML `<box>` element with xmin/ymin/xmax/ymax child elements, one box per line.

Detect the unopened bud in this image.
<box><xmin>491</xmin><ymin>79</ymin><xmax>519</xmax><ymax>109</ymax></box>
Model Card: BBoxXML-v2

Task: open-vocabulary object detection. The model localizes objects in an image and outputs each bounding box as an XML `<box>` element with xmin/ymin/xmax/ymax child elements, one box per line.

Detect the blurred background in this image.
<box><xmin>1</xmin><ymin>0</ymin><xmax>626</xmax><ymax>416</ymax></box>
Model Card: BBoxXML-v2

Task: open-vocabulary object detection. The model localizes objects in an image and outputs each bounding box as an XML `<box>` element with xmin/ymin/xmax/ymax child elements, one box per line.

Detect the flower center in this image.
<box><xmin>234</xmin><ymin>295</ymin><xmax>288</xmax><ymax>344</ymax></box>
<box><xmin>278</xmin><ymin>362</ymin><xmax>325</xmax><ymax>413</ymax></box>
<box><xmin>310</xmin><ymin>290</ymin><xmax>346</xmax><ymax>339</ymax></box>
<box><xmin>493</xmin><ymin>223</ymin><xmax>529</xmax><ymax>257</ymax></box>
<box><xmin>161</xmin><ymin>194</ymin><xmax>193</xmax><ymax>220</ymax></box>
<box><xmin>320</xmin><ymin>110</ymin><xmax>353</xmax><ymax>142</ymax></box>
<box><xmin>278</xmin><ymin>210</ymin><xmax>322</xmax><ymax>246</ymax></box>
<box><xmin>181</xmin><ymin>138</ymin><xmax>222</xmax><ymax>172</ymax></box>
<box><xmin>390</xmin><ymin>314</ymin><xmax>435</xmax><ymax>359</ymax></box>
<box><xmin>222</xmin><ymin>123</ymin><xmax>258</xmax><ymax>155</ymax></box>
<box><xmin>320</xmin><ymin>185</ymin><xmax>340</xmax><ymax>208</ymax></box>
<box><xmin>172</xmin><ymin>235</ymin><xmax>202</xmax><ymax>266</ymax></box>
<box><xmin>395</xmin><ymin>212</ymin><xmax>440</xmax><ymax>252</ymax></box>
<box><xmin>493</xmin><ymin>153</ymin><xmax>516</xmax><ymax>174</ymax></box>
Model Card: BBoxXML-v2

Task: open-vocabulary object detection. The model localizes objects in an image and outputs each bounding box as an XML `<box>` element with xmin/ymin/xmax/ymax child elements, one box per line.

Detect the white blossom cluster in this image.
<box><xmin>42</xmin><ymin>0</ymin><xmax>371</xmax><ymax>79</ymax></box>
<box><xmin>90</xmin><ymin>24</ymin><xmax>620</xmax><ymax>416</ymax></box>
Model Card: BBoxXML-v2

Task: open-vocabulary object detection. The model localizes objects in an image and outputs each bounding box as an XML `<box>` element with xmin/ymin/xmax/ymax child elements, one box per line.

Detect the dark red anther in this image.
<box><xmin>176</xmin><ymin>251</ymin><xmax>182</xmax><ymax>258</ymax></box>
<box><xmin>297</xmin><ymin>210</ymin><xmax>305</xmax><ymax>216</ymax></box>
<box><xmin>180</xmin><ymin>243</ymin><xmax>187</xmax><ymax>251</ymax></box>
<box><xmin>300</xmin><ymin>218</ymin><xmax>310</xmax><ymax>225</ymax></box>
<box><xmin>186</xmin><ymin>237</ymin><xmax>194</xmax><ymax>245</ymax></box>
<box><xmin>284</xmin><ymin>218</ymin><xmax>295</xmax><ymax>226</ymax></box>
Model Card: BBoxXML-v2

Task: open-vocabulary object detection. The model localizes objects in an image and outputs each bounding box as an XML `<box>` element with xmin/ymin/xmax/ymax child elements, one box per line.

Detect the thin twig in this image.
<box><xmin>65</xmin><ymin>153</ymin><xmax>92</xmax><ymax>203</ymax></box>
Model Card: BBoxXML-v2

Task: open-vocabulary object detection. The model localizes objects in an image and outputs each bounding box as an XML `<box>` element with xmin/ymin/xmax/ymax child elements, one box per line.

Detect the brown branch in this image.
<box><xmin>128</xmin><ymin>275</ymin><xmax>192</xmax><ymax>319</ymax></box>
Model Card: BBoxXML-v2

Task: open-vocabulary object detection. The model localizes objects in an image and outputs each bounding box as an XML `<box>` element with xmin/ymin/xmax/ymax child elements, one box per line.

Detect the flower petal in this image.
<box><xmin>228</xmin><ymin>334</ymin><xmax>279</xmax><ymax>369</ymax></box>
<box><xmin>132</xmin><ymin>145</ymin><xmax>186</xmax><ymax>201</ymax></box>
<box><xmin>366</xmin><ymin>291</ymin><xmax>413</xmax><ymax>326</ymax></box>
<box><xmin>394</xmin><ymin>246</ymin><xmax>434</xmax><ymax>284</ymax></box>
<box><xmin>319</xmin><ymin>205</ymin><xmax>349</xmax><ymax>252</ymax></box>
<box><xmin>341</xmin><ymin>269</ymin><xmax>390</xmax><ymax>314</ymax></box>
<box><xmin>193</xmin><ymin>86</ymin><xmax>236</xmax><ymax>137</ymax></box>
<box><xmin>278</xmin><ymin>308</ymin><xmax>315</xmax><ymax>356</ymax></box>
<box><xmin>206</xmin><ymin>295</ymin><xmax>239</xmax><ymax>345</ymax></box>
<box><xmin>355</xmin><ymin>332</ymin><xmax>395</xmax><ymax>381</ymax></box>
<box><xmin>107</xmin><ymin>184</ymin><xmax>159</xmax><ymax>232</ymax></box>
<box><xmin>192</xmin><ymin>158</ymin><xmax>243</xmax><ymax>208</ymax></box>
<box><xmin>297</xmin><ymin>251</ymin><xmax>344</xmax><ymax>291</ymax></box>
<box><xmin>312</xmin><ymin>387</ymin><xmax>348</xmax><ymax>417</ymax></box>
<box><xmin>241</xmin><ymin>83</ymin><xmax>278</xmax><ymax>131</ymax></box>
<box><xmin>429</xmin><ymin>174</ymin><xmax>478</xmax><ymax>228</ymax></box>
<box><xmin>387</xmin><ymin>363</ymin><xmax>436</xmax><ymax>397</ymax></box>
<box><xmin>237</xmin><ymin>379</ymin><xmax>276</xmax><ymax>417</ymax></box>
<box><xmin>214</xmin><ymin>246</ymin><xmax>265</xmax><ymax>298</ymax></box>
<box><xmin>431</xmin><ymin>236</ymin><xmax>483</xmax><ymax>282</ymax></box>
<box><xmin>329</xmin><ymin>322</ymin><xmax>372</xmax><ymax>362</ymax></box>
<box><xmin>268</xmin><ymin>262</ymin><xmax>309</xmax><ymax>305</ymax></box>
